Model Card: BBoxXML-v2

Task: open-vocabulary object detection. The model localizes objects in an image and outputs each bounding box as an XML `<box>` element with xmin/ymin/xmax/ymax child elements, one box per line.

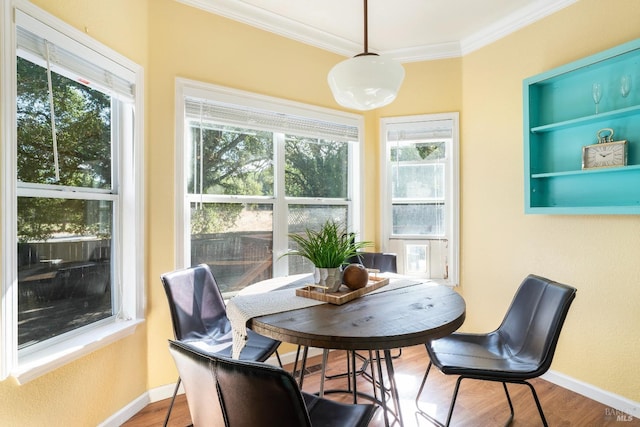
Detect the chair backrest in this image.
<box><xmin>169</xmin><ymin>340</ymin><xmax>312</xmax><ymax>427</ymax></box>
<box><xmin>347</xmin><ymin>252</ymin><xmax>398</xmax><ymax>273</ymax></box>
<box><xmin>498</xmin><ymin>274</ymin><xmax>577</xmax><ymax>376</ymax></box>
<box><xmin>169</xmin><ymin>340</ymin><xmax>225</xmax><ymax>426</ymax></box>
<box><xmin>161</xmin><ymin>264</ymin><xmax>229</xmax><ymax>341</ymax></box>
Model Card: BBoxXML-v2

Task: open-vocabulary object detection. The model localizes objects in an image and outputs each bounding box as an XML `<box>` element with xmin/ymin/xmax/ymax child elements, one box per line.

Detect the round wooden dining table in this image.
<box><xmin>240</xmin><ymin>274</ymin><xmax>466</xmax><ymax>427</ymax></box>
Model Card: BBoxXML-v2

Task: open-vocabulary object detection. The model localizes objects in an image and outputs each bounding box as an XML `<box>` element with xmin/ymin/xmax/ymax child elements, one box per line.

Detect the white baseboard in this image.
<box><xmin>542</xmin><ymin>370</ymin><xmax>639</xmax><ymax>419</ymax></box>
<box><xmin>98</xmin><ymin>392</ymin><xmax>150</xmax><ymax>427</ymax></box>
<box><xmin>102</xmin><ymin>349</ymin><xmax>639</xmax><ymax>425</ymax></box>
<box><xmin>272</xmin><ymin>346</ymin><xmax>324</xmax><ymax>368</ymax></box>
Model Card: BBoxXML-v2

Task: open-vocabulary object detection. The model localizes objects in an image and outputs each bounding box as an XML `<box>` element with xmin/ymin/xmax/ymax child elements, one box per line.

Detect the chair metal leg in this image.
<box><xmin>415</xmin><ymin>361</ymin><xmax>447</xmax><ymax>427</ymax></box>
<box><xmin>415</xmin><ymin>360</ymin><xmax>432</xmax><ymax>408</ymax></box>
<box><xmin>292</xmin><ymin>345</ymin><xmax>302</xmax><ymax>378</ymax></box>
<box><xmin>502</xmin><ymin>382</ymin><xmax>515</xmax><ymax>426</ymax></box>
<box><xmin>164</xmin><ymin>377</ymin><xmax>181</xmax><ymax>427</ymax></box>
<box><xmin>444</xmin><ymin>376</ymin><xmax>464</xmax><ymax>427</ymax></box>
<box><xmin>297</xmin><ymin>346</ymin><xmax>309</xmax><ymax>388</ymax></box>
<box><xmin>291</xmin><ymin>345</ymin><xmax>310</xmax><ymax>386</ymax></box>
<box><xmin>415</xmin><ymin>362</ymin><xmax>463</xmax><ymax>427</ymax></box>
<box><xmin>523</xmin><ymin>380</ymin><xmax>549</xmax><ymax>427</ymax></box>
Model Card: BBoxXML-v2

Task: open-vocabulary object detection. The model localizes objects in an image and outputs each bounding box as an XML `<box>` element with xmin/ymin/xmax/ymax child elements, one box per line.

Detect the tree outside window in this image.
<box><xmin>16</xmin><ymin>56</ymin><xmax>114</xmax><ymax>348</ymax></box>
<box><xmin>182</xmin><ymin>90</ymin><xmax>360</xmax><ymax>296</ymax></box>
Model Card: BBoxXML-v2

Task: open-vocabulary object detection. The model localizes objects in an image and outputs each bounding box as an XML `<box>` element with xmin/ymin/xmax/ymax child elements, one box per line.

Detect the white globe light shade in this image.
<box><xmin>328</xmin><ymin>54</ymin><xmax>405</xmax><ymax>111</ymax></box>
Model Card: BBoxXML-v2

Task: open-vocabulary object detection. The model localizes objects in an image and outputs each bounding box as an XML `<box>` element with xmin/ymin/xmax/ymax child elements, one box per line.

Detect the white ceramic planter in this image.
<box><xmin>313</xmin><ymin>267</ymin><xmax>342</xmax><ymax>292</ymax></box>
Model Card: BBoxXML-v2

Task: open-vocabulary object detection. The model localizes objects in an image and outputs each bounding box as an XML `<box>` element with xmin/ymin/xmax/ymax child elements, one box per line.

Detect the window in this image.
<box><xmin>380</xmin><ymin>113</ymin><xmax>459</xmax><ymax>285</ymax></box>
<box><xmin>1</xmin><ymin>2</ymin><xmax>144</xmax><ymax>382</ymax></box>
<box><xmin>176</xmin><ymin>80</ymin><xmax>363</xmax><ymax>296</ymax></box>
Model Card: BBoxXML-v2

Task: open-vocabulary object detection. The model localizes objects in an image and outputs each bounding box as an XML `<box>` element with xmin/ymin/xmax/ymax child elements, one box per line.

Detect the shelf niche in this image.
<box><xmin>524</xmin><ymin>37</ymin><xmax>640</xmax><ymax>214</ymax></box>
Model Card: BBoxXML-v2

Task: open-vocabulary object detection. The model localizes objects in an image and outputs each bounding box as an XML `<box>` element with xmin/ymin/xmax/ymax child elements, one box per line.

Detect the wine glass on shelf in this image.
<box><xmin>592</xmin><ymin>82</ymin><xmax>602</xmax><ymax>114</ymax></box>
<box><xmin>620</xmin><ymin>75</ymin><xmax>631</xmax><ymax>98</ymax></box>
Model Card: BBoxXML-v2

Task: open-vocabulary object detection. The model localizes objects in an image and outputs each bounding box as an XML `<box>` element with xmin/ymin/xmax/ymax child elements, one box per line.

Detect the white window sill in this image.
<box><xmin>12</xmin><ymin>318</ymin><xmax>144</xmax><ymax>385</ymax></box>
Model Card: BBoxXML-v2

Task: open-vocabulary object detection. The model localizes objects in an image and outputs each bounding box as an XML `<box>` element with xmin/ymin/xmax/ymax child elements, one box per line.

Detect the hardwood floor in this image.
<box><xmin>123</xmin><ymin>345</ymin><xmax>637</xmax><ymax>426</ymax></box>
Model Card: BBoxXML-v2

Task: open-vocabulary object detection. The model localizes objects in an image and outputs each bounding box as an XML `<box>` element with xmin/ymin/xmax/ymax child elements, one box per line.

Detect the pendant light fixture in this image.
<box><xmin>328</xmin><ymin>0</ymin><xmax>405</xmax><ymax>111</ymax></box>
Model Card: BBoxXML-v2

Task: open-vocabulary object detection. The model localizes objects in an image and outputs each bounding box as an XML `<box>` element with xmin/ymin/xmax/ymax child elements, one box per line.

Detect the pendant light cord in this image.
<box><xmin>363</xmin><ymin>0</ymin><xmax>368</xmax><ymax>54</ymax></box>
<box><xmin>356</xmin><ymin>0</ymin><xmax>377</xmax><ymax>58</ymax></box>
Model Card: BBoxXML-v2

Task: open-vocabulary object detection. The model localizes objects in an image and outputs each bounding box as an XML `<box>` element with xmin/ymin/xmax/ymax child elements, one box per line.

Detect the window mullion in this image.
<box><xmin>272</xmin><ymin>132</ymin><xmax>288</xmax><ymax>276</ymax></box>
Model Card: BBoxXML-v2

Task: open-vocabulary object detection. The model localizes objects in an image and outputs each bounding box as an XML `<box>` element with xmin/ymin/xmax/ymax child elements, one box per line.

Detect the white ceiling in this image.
<box><xmin>177</xmin><ymin>0</ymin><xmax>577</xmax><ymax>62</ymax></box>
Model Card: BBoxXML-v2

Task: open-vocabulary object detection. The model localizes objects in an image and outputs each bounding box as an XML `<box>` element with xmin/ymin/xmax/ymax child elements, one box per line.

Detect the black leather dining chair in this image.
<box><xmin>161</xmin><ymin>264</ymin><xmax>281</xmax><ymax>426</ymax></box>
<box><xmin>169</xmin><ymin>340</ymin><xmax>377</xmax><ymax>427</ymax></box>
<box><xmin>347</xmin><ymin>252</ymin><xmax>397</xmax><ymax>274</ymax></box>
<box><xmin>415</xmin><ymin>274</ymin><xmax>577</xmax><ymax>426</ymax></box>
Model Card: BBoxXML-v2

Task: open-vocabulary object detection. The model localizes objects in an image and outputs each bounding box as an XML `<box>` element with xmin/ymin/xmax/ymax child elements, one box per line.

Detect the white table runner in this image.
<box><xmin>227</xmin><ymin>273</ymin><xmax>426</xmax><ymax>359</ymax></box>
<box><xmin>227</xmin><ymin>288</ymin><xmax>324</xmax><ymax>358</ymax></box>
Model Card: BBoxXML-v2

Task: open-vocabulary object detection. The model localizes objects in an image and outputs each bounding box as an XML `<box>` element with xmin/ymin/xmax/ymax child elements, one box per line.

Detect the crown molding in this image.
<box><xmin>176</xmin><ymin>0</ymin><xmax>360</xmax><ymax>56</ymax></box>
<box><xmin>460</xmin><ymin>0</ymin><xmax>578</xmax><ymax>56</ymax></box>
<box><xmin>385</xmin><ymin>41</ymin><xmax>462</xmax><ymax>63</ymax></box>
<box><xmin>177</xmin><ymin>0</ymin><xmax>577</xmax><ymax>63</ymax></box>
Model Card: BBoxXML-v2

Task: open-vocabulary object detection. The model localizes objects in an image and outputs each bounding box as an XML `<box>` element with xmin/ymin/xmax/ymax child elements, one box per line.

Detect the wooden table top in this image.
<box><xmin>247</xmin><ymin>279</ymin><xmax>466</xmax><ymax>351</ymax></box>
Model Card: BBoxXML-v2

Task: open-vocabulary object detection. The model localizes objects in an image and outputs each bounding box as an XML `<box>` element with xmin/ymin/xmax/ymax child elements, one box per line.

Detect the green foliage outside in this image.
<box><xmin>392</xmin><ymin>141</ymin><xmax>445</xmax><ymax>162</ymax></box>
<box><xmin>188</xmin><ymin>128</ymin><xmax>349</xmax><ymax>234</ymax></box>
<box><xmin>17</xmin><ymin>57</ymin><xmax>112</xmax><ymax>242</ymax></box>
<box><xmin>18</xmin><ymin>54</ymin><xmax>352</xmax><ymax>241</ymax></box>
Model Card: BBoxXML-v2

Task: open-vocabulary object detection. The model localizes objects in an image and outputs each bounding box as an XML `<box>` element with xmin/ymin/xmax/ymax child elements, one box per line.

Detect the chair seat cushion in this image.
<box><xmin>302</xmin><ymin>392</ymin><xmax>377</xmax><ymax>427</ymax></box>
<box><xmin>427</xmin><ymin>331</ymin><xmax>541</xmax><ymax>380</ymax></box>
<box><xmin>183</xmin><ymin>328</ymin><xmax>280</xmax><ymax>362</ymax></box>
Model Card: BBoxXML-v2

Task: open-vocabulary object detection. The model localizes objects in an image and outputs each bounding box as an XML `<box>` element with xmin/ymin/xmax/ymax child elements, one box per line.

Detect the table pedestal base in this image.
<box><xmin>317</xmin><ymin>349</ymin><xmax>404</xmax><ymax>427</ymax></box>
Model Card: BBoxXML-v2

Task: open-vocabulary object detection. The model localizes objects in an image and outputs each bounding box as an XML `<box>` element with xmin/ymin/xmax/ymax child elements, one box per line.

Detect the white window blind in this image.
<box><xmin>185</xmin><ymin>97</ymin><xmax>359</xmax><ymax>141</ymax></box>
<box><xmin>15</xmin><ymin>10</ymin><xmax>135</xmax><ymax>100</ymax></box>
<box><xmin>385</xmin><ymin>119</ymin><xmax>453</xmax><ymax>142</ymax></box>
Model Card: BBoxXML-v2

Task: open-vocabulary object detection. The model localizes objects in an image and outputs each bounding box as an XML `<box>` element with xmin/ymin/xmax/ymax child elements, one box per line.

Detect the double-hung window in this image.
<box><xmin>176</xmin><ymin>80</ymin><xmax>363</xmax><ymax>297</ymax></box>
<box><xmin>380</xmin><ymin>113</ymin><xmax>459</xmax><ymax>285</ymax></box>
<box><xmin>1</xmin><ymin>1</ymin><xmax>144</xmax><ymax>382</ymax></box>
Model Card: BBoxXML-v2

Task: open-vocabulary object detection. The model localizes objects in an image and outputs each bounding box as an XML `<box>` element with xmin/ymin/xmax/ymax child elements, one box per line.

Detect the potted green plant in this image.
<box><xmin>282</xmin><ymin>220</ymin><xmax>371</xmax><ymax>291</ymax></box>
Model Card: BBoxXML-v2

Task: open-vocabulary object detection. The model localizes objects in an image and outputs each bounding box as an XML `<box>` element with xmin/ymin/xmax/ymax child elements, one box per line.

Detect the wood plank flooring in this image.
<box><xmin>122</xmin><ymin>345</ymin><xmax>638</xmax><ymax>426</ymax></box>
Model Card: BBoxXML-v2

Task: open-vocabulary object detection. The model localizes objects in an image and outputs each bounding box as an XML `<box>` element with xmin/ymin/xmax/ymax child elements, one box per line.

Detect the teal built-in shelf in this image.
<box><xmin>531</xmin><ymin>164</ymin><xmax>640</xmax><ymax>179</ymax></box>
<box><xmin>530</xmin><ymin>105</ymin><xmax>640</xmax><ymax>134</ymax></box>
<box><xmin>523</xmin><ymin>37</ymin><xmax>640</xmax><ymax>214</ymax></box>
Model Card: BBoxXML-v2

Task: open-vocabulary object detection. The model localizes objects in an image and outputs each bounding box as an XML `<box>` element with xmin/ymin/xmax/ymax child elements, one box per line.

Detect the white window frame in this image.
<box><xmin>0</xmin><ymin>0</ymin><xmax>145</xmax><ymax>383</ymax></box>
<box><xmin>380</xmin><ymin>112</ymin><xmax>459</xmax><ymax>286</ymax></box>
<box><xmin>175</xmin><ymin>78</ymin><xmax>364</xmax><ymax>280</ymax></box>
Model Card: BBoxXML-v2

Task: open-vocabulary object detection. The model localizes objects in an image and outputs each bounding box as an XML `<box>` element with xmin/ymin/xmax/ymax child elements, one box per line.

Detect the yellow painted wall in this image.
<box><xmin>458</xmin><ymin>0</ymin><xmax>640</xmax><ymax>402</ymax></box>
<box><xmin>0</xmin><ymin>2</ymin><xmax>150</xmax><ymax>426</ymax></box>
<box><xmin>1</xmin><ymin>0</ymin><xmax>639</xmax><ymax>425</ymax></box>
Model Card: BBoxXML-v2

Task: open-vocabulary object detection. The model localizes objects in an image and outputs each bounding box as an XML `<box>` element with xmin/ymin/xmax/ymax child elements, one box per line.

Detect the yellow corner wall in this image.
<box><xmin>459</xmin><ymin>0</ymin><xmax>640</xmax><ymax>401</ymax></box>
<box><xmin>1</xmin><ymin>0</ymin><xmax>639</xmax><ymax>425</ymax></box>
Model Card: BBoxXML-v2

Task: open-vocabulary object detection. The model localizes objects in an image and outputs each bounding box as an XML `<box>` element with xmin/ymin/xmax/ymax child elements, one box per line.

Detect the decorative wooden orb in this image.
<box><xmin>342</xmin><ymin>263</ymin><xmax>369</xmax><ymax>290</ymax></box>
